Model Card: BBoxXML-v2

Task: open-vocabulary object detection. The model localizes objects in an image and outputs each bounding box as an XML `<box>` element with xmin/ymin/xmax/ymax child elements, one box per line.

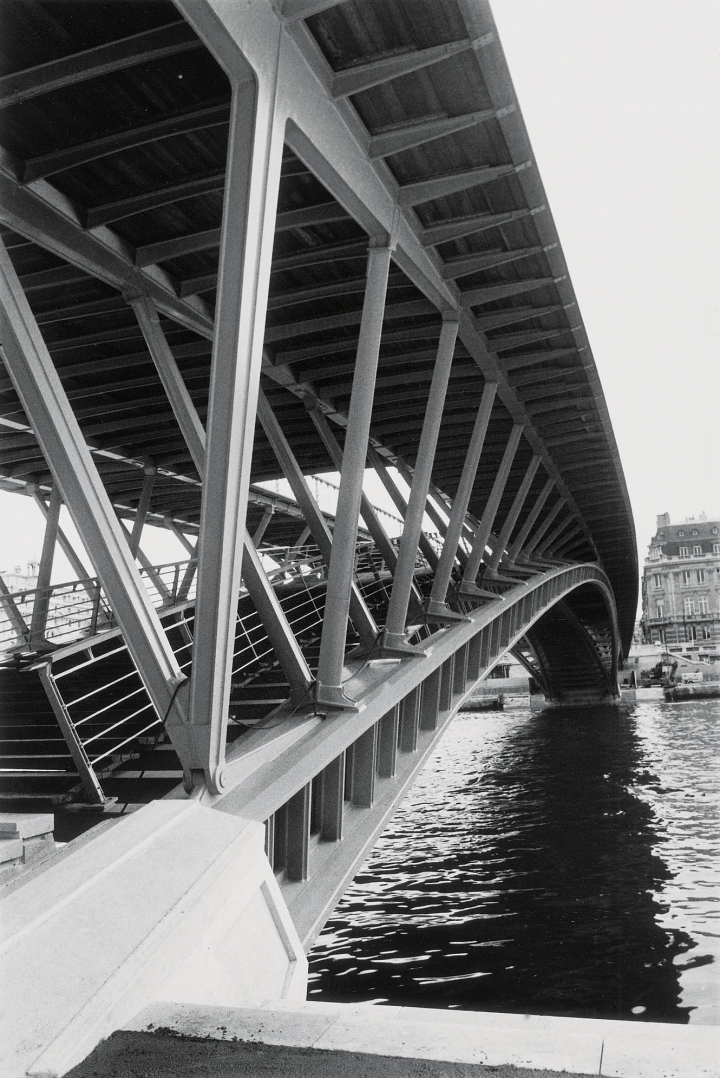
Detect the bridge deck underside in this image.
<box><xmin>0</xmin><ymin>0</ymin><xmax>636</xmax><ymax>645</ymax></box>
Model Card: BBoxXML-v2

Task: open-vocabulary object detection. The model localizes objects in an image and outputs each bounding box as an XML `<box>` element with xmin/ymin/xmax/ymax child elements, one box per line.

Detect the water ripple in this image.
<box><xmin>308</xmin><ymin>697</ymin><xmax>719</xmax><ymax>1023</ymax></box>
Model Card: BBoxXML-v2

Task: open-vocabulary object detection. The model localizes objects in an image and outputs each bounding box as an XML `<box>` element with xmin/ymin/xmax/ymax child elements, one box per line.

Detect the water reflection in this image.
<box><xmin>309</xmin><ymin>699</ymin><xmax>718</xmax><ymax>1023</ymax></box>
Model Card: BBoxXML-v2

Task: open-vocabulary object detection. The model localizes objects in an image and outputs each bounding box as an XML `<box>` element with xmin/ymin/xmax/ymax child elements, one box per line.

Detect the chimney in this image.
<box><xmin>656</xmin><ymin>512</ymin><xmax>670</xmax><ymax>529</ymax></box>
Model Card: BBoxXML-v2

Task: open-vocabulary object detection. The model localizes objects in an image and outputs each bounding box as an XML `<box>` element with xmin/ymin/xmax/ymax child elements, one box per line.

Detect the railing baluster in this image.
<box><xmin>37</xmin><ymin>664</ymin><xmax>106</xmax><ymax>806</ymax></box>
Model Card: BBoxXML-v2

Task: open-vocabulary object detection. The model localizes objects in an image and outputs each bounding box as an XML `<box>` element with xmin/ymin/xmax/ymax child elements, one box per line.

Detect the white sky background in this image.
<box><xmin>1</xmin><ymin>0</ymin><xmax>718</xmax><ymax>589</ymax></box>
<box><xmin>490</xmin><ymin>0</ymin><xmax>720</xmax><ymax>550</ymax></box>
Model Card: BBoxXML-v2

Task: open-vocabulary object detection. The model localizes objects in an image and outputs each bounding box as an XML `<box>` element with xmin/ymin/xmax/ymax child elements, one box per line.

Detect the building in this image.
<box><xmin>642</xmin><ymin>513</ymin><xmax>720</xmax><ymax>658</ymax></box>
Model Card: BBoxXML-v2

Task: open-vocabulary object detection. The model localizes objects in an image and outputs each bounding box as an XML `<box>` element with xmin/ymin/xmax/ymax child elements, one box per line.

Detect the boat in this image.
<box><xmin>459</xmin><ymin>693</ymin><xmax>505</xmax><ymax>712</ymax></box>
<box><xmin>663</xmin><ymin>681</ymin><xmax>720</xmax><ymax>701</ymax></box>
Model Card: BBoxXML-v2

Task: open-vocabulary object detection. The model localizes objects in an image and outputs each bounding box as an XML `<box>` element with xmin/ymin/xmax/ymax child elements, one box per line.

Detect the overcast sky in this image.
<box><xmin>491</xmin><ymin>0</ymin><xmax>720</xmax><ymax>554</ymax></box>
<box><xmin>1</xmin><ymin>0</ymin><xmax>718</xmax><ymax>589</ymax></box>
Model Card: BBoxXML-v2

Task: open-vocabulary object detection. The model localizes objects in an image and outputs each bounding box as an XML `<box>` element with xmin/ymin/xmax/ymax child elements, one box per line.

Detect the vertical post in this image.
<box><xmin>316</xmin><ymin>241</ymin><xmax>393</xmax><ymax>708</ymax></box>
<box><xmin>461</xmin><ymin>424</ymin><xmax>524</xmax><ymax>592</ymax></box>
<box><xmin>506</xmin><ymin>478</ymin><xmax>554</xmax><ymax>563</ymax></box>
<box><xmin>427</xmin><ymin>382</ymin><xmax>497</xmax><ymax>617</ymax></box>
<box><xmin>487</xmin><ymin>455</ymin><xmax>541</xmax><ymax>573</ymax></box>
<box><xmin>352</xmin><ymin>724</ymin><xmax>378</xmax><ymax>807</ymax></box>
<box><xmin>0</xmin><ymin>574</ymin><xmax>30</xmax><ymax>646</ymax></box>
<box><xmin>187</xmin><ymin>66</ymin><xmax>288</xmax><ymax>792</ymax></box>
<box><xmin>439</xmin><ymin>657</ymin><xmax>455</xmax><ymax>710</ymax></box>
<box><xmin>453</xmin><ymin>643</ymin><xmax>468</xmax><ymax>694</ymax></box>
<box><xmin>29</xmin><ymin>485</ymin><xmax>62</xmax><ymax>651</ymax></box>
<box><xmin>383</xmin><ymin>314</ymin><xmax>458</xmax><ymax>652</ymax></box>
<box><xmin>419</xmin><ymin>667</ymin><xmax>442</xmax><ymax>730</ymax></box>
<box><xmin>128</xmin><ymin>467</ymin><xmax>157</xmax><ymax>559</ymax></box>
<box><xmin>378</xmin><ymin>705</ymin><xmax>399</xmax><ymax>776</ymax></box>
<box><xmin>320</xmin><ymin>754</ymin><xmax>345</xmax><ymax>841</ymax></box>
<box><xmin>285</xmin><ymin>784</ymin><xmax>311</xmax><ymax>881</ymax></box>
<box><xmin>399</xmin><ymin>687</ymin><xmax>421</xmax><ymax>753</ymax></box>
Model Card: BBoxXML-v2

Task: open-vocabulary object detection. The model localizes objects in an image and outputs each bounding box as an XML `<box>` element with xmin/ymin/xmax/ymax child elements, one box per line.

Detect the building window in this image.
<box><xmin>713</xmin><ymin>543</ymin><xmax>720</xmax><ymax>555</ymax></box>
<box><xmin>693</xmin><ymin>544</ymin><xmax>702</xmax><ymax>556</ymax></box>
<box><xmin>684</xmin><ymin>597</ymin><xmax>695</xmax><ymax>615</ymax></box>
<box><xmin>701</xmin><ymin>625</ymin><xmax>712</xmax><ymax>640</ymax></box>
<box><xmin>698</xmin><ymin>596</ymin><xmax>709</xmax><ymax>614</ymax></box>
<box><xmin>692</xmin><ymin>529</ymin><xmax>699</xmax><ymax>536</ymax></box>
<box><xmin>653</xmin><ymin>574</ymin><xmax>663</xmax><ymax>588</ymax></box>
<box><xmin>678</xmin><ymin>530</ymin><xmax>685</xmax><ymax>537</ymax></box>
<box><xmin>686</xmin><ymin>624</ymin><xmax>697</xmax><ymax>643</ymax></box>
<box><xmin>679</xmin><ymin>546</ymin><xmax>689</xmax><ymax>558</ymax></box>
<box><xmin>656</xmin><ymin>602</ymin><xmax>664</xmax><ymax>618</ymax></box>
<box><xmin>697</xmin><ymin>569</ymin><xmax>705</xmax><ymax>583</ymax></box>
<box><xmin>682</xmin><ymin>570</ymin><xmax>693</xmax><ymax>585</ymax></box>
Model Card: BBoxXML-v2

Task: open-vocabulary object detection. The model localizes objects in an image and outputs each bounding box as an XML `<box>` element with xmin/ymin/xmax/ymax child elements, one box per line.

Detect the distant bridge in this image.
<box><xmin>0</xmin><ymin>1</ymin><xmax>637</xmax><ymax>1072</ymax></box>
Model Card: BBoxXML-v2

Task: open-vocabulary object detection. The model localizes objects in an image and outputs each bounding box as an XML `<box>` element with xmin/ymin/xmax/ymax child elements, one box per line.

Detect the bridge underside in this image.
<box><xmin>0</xmin><ymin>4</ymin><xmax>638</xmax><ymax>1066</ymax></box>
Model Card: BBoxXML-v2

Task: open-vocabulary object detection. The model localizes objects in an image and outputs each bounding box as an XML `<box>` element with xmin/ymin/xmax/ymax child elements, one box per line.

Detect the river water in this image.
<box><xmin>308</xmin><ymin>693</ymin><xmax>719</xmax><ymax>1024</ymax></box>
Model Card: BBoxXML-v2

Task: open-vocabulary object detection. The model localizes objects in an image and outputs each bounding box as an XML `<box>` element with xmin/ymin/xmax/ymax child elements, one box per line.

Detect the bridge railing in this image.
<box><xmin>0</xmin><ymin>536</ymin><xmax>426</xmax><ymax>658</ymax></box>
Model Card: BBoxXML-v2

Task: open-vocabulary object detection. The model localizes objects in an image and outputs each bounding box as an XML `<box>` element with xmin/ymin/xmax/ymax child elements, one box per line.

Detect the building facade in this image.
<box><xmin>642</xmin><ymin>513</ymin><xmax>720</xmax><ymax>657</ymax></box>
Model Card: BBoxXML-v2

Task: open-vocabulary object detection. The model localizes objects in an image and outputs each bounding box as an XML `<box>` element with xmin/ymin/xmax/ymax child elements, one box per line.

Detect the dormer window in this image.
<box><xmin>692</xmin><ymin>529</ymin><xmax>699</xmax><ymax>536</ymax></box>
<box><xmin>678</xmin><ymin>530</ymin><xmax>685</xmax><ymax>537</ymax></box>
<box><xmin>693</xmin><ymin>544</ymin><xmax>702</xmax><ymax>556</ymax></box>
<box><xmin>679</xmin><ymin>546</ymin><xmax>689</xmax><ymax>558</ymax></box>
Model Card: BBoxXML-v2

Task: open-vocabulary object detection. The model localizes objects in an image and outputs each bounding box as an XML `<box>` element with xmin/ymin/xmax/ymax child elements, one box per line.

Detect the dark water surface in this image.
<box><xmin>308</xmin><ymin>695</ymin><xmax>719</xmax><ymax>1023</ymax></box>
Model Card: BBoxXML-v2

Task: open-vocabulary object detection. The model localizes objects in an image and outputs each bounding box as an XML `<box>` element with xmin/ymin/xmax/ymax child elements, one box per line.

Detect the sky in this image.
<box><xmin>1</xmin><ymin>0</ymin><xmax>718</xmax><ymax>591</ymax></box>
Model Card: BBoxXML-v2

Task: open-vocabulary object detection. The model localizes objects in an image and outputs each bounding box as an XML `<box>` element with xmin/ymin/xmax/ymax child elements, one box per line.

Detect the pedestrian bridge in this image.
<box><xmin>0</xmin><ymin>0</ymin><xmax>637</xmax><ymax>1073</ymax></box>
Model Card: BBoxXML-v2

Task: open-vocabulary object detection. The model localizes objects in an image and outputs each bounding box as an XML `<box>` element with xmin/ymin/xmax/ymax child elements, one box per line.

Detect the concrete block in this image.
<box><xmin>0</xmin><ymin>813</ymin><xmax>54</xmax><ymax>840</ymax></box>
<box><xmin>0</xmin><ymin>800</ymin><xmax>307</xmax><ymax>1078</ymax></box>
<box><xmin>0</xmin><ymin>837</ymin><xmax>23</xmax><ymax>865</ymax></box>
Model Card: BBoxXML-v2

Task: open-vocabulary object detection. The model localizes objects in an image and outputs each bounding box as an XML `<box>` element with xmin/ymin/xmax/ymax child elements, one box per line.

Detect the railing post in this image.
<box><xmin>29</xmin><ymin>485</ymin><xmax>62</xmax><ymax>652</ymax></box>
<box><xmin>382</xmin><ymin>314</ymin><xmax>458</xmax><ymax>652</ymax></box>
<box><xmin>427</xmin><ymin>382</ymin><xmax>497</xmax><ymax>618</ymax></box>
<box><xmin>460</xmin><ymin>424</ymin><xmax>524</xmax><ymax>593</ymax></box>
<box><xmin>316</xmin><ymin>240</ymin><xmax>394</xmax><ymax>708</ymax></box>
<box><xmin>37</xmin><ymin>664</ymin><xmax>106</xmax><ymax>805</ymax></box>
<box><xmin>89</xmin><ymin>582</ymin><xmax>103</xmax><ymax>637</ymax></box>
<box><xmin>0</xmin><ymin>574</ymin><xmax>30</xmax><ymax>647</ymax></box>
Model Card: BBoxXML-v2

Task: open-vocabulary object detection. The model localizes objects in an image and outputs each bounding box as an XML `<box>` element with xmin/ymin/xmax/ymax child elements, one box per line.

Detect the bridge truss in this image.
<box><xmin>0</xmin><ymin>0</ymin><xmax>636</xmax><ymax>952</ymax></box>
